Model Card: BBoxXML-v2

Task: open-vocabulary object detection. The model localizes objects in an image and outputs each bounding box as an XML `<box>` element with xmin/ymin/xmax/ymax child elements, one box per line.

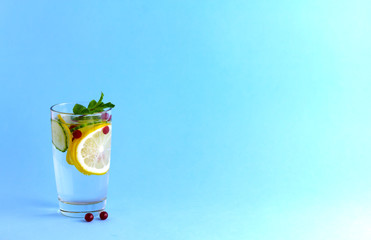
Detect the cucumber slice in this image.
<box><xmin>69</xmin><ymin>120</ymin><xmax>103</xmax><ymax>132</ymax></box>
<box><xmin>71</xmin><ymin>115</ymin><xmax>102</xmax><ymax>122</ymax></box>
<box><xmin>51</xmin><ymin>120</ymin><xmax>68</xmax><ymax>152</ymax></box>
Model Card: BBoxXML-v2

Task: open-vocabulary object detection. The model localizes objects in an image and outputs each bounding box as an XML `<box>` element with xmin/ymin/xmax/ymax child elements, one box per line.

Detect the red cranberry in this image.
<box><xmin>102</xmin><ymin>126</ymin><xmax>109</xmax><ymax>134</ymax></box>
<box><xmin>73</xmin><ymin>130</ymin><xmax>82</xmax><ymax>139</ymax></box>
<box><xmin>85</xmin><ymin>213</ymin><xmax>94</xmax><ymax>222</ymax></box>
<box><xmin>69</xmin><ymin>125</ymin><xmax>77</xmax><ymax>130</ymax></box>
<box><xmin>99</xmin><ymin>211</ymin><xmax>108</xmax><ymax>220</ymax></box>
<box><xmin>101</xmin><ymin>113</ymin><xmax>110</xmax><ymax>120</ymax></box>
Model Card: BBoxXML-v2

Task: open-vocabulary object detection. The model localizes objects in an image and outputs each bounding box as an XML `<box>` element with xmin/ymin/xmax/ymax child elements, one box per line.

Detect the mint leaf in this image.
<box><xmin>73</xmin><ymin>104</ymin><xmax>88</xmax><ymax>114</ymax></box>
<box><xmin>81</xmin><ymin>108</ymin><xmax>90</xmax><ymax>114</ymax></box>
<box><xmin>96</xmin><ymin>92</ymin><xmax>104</xmax><ymax>106</ymax></box>
<box><xmin>72</xmin><ymin>92</ymin><xmax>115</xmax><ymax>115</ymax></box>
<box><xmin>102</xmin><ymin>102</ymin><xmax>115</xmax><ymax>108</ymax></box>
<box><xmin>88</xmin><ymin>100</ymin><xmax>97</xmax><ymax>110</ymax></box>
<box><xmin>96</xmin><ymin>102</ymin><xmax>105</xmax><ymax>108</ymax></box>
<box><xmin>93</xmin><ymin>107</ymin><xmax>105</xmax><ymax>113</ymax></box>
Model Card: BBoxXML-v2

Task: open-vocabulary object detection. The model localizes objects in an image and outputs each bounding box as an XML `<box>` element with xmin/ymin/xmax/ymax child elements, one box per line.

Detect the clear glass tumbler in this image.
<box><xmin>50</xmin><ymin>103</ymin><xmax>112</xmax><ymax>217</ymax></box>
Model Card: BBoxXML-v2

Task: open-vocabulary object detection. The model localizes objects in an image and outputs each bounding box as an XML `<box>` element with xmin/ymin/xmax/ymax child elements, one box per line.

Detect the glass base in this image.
<box><xmin>58</xmin><ymin>198</ymin><xmax>106</xmax><ymax>218</ymax></box>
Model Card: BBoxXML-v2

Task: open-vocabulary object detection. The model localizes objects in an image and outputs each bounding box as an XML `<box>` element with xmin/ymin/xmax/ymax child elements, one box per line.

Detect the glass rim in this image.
<box><xmin>50</xmin><ymin>102</ymin><xmax>113</xmax><ymax>115</ymax></box>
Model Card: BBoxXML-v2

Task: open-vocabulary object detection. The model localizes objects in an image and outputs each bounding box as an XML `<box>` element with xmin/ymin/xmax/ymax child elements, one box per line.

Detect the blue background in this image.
<box><xmin>1</xmin><ymin>0</ymin><xmax>371</xmax><ymax>239</ymax></box>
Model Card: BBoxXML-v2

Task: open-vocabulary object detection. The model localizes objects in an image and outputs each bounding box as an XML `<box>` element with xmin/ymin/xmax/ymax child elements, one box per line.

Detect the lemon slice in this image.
<box><xmin>72</xmin><ymin>123</ymin><xmax>112</xmax><ymax>175</ymax></box>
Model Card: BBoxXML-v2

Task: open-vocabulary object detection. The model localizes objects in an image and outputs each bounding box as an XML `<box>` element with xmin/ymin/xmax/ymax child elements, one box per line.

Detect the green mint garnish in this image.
<box><xmin>73</xmin><ymin>92</ymin><xmax>115</xmax><ymax>114</ymax></box>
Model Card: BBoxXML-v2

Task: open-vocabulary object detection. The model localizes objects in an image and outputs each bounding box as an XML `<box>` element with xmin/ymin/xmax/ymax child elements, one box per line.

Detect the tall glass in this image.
<box><xmin>50</xmin><ymin>103</ymin><xmax>112</xmax><ymax>217</ymax></box>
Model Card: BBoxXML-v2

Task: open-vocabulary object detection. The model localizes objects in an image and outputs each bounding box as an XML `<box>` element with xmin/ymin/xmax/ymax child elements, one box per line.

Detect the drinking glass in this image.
<box><xmin>50</xmin><ymin>102</ymin><xmax>112</xmax><ymax>217</ymax></box>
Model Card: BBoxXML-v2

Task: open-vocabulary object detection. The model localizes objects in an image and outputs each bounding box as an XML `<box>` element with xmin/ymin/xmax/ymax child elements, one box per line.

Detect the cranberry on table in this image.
<box><xmin>73</xmin><ymin>130</ymin><xmax>82</xmax><ymax>139</ymax></box>
<box><xmin>100</xmin><ymin>211</ymin><xmax>108</xmax><ymax>220</ymax></box>
<box><xmin>85</xmin><ymin>213</ymin><xmax>94</xmax><ymax>222</ymax></box>
<box><xmin>102</xmin><ymin>126</ymin><xmax>109</xmax><ymax>134</ymax></box>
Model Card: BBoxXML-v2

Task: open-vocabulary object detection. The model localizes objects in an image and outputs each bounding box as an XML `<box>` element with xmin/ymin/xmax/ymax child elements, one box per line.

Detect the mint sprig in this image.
<box><xmin>73</xmin><ymin>92</ymin><xmax>115</xmax><ymax>114</ymax></box>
